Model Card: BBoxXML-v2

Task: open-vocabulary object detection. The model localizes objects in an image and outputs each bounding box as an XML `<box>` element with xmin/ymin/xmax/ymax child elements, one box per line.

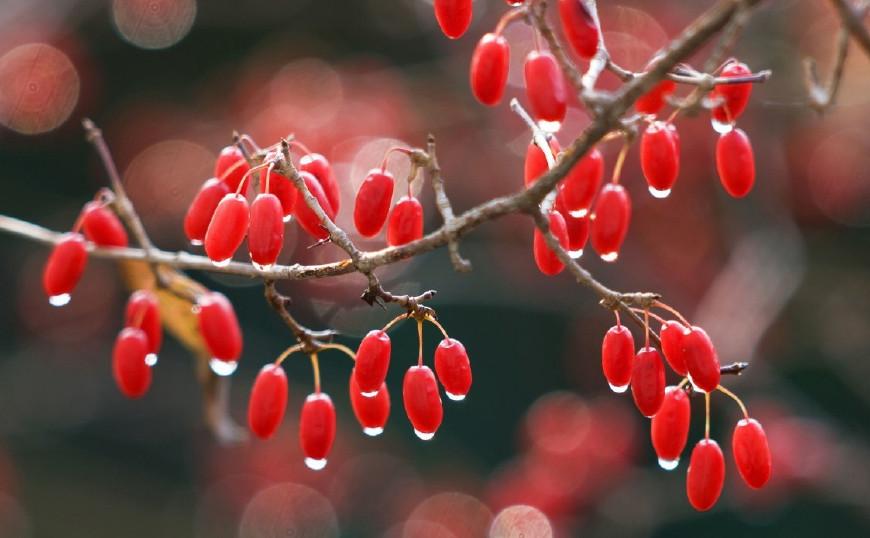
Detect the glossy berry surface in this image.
<box><xmin>636</xmin><ymin>77</ymin><xmax>676</xmax><ymax>115</ymax></box>
<box><xmin>524</xmin><ymin>138</ymin><xmax>561</xmax><ymax>187</ymax></box>
<box><xmin>112</xmin><ymin>327</ymin><xmax>152</xmax><ymax>399</ymax></box>
<box><xmin>711</xmin><ymin>61</ymin><xmax>752</xmax><ymax>124</ymax></box>
<box><xmin>353</xmin><ymin>330</ymin><xmax>392</xmax><ymax>396</ymax></box>
<box><xmin>434</xmin><ymin>338</ymin><xmax>472</xmax><ymax>401</ymax></box>
<box><xmin>196</xmin><ymin>291</ymin><xmax>243</xmax><ymax>362</ymax></box>
<box><xmin>732</xmin><ymin>418</ymin><xmax>772</xmax><ymax>489</ymax></box>
<box><xmin>533</xmin><ymin>210</ymin><xmax>569</xmax><ymax>276</ymax></box>
<box><xmin>247</xmin><ymin>363</ymin><xmax>288</xmax><ymax>440</ymax></box>
<box><xmin>261</xmin><ymin>169</ymin><xmax>297</xmax><ymax>218</ymax></box>
<box><xmin>470</xmin><ymin>33</ymin><xmax>510</xmax><ymax>106</ymax></box>
<box><xmin>631</xmin><ymin>347</ymin><xmax>666</xmax><ymax>418</ymax></box>
<box><xmin>590</xmin><ymin>183</ymin><xmax>631</xmax><ymax>262</ymax></box>
<box><xmin>300</xmin><ymin>153</ymin><xmax>340</xmax><ymax>215</ymax></box>
<box><xmin>81</xmin><ymin>202</ymin><xmax>128</xmax><ymax>247</ymax></box>
<box><xmin>523</xmin><ymin>50</ymin><xmax>567</xmax><ymax>123</ymax></box>
<box><xmin>403</xmin><ymin>365</ymin><xmax>443</xmax><ymax>439</ymax></box>
<box><xmin>686</xmin><ymin>439</ymin><xmax>726</xmax><ymax>511</ymax></box>
<box><xmin>601</xmin><ymin>325</ymin><xmax>634</xmax><ymax>392</ymax></box>
<box><xmin>558</xmin><ymin>0</ymin><xmax>599</xmax><ymax>59</ymax></box>
<box><xmin>350</xmin><ymin>374</ymin><xmax>390</xmax><ymax>436</ymax></box>
<box><xmin>214</xmin><ymin>145</ymin><xmax>250</xmax><ymax>192</ymax></box>
<box><xmin>293</xmin><ymin>170</ymin><xmax>335</xmax><ymax>240</ymax></box>
<box><xmin>248</xmin><ymin>193</ymin><xmax>285</xmax><ymax>267</ymax></box>
<box><xmin>640</xmin><ymin>121</ymin><xmax>680</xmax><ymax>196</ymax></box>
<box><xmin>716</xmin><ymin>128</ymin><xmax>755</xmax><ymax>198</ymax></box>
<box><xmin>184</xmin><ymin>178</ymin><xmax>230</xmax><ymax>245</ymax></box>
<box><xmin>683</xmin><ymin>326</ymin><xmax>720</xmax><ymax>392</ymax></box>
<box><xmin>434</xmin><ymin>0</ymin><xmax>472</xmax><ymax>39</ymax></box>
<box><xmin>43</xmin><ymin>233</ymin><xmax>88</xmax><ymax>302</ymax></box>
<box><xmin>555</xmin><ymin>192</ymin><xmax>589</xmax><ymax>254</ymax></box>
<box><xmin>659</xmin><ymin>320</ymin><xmax>689</xmax><ymax>376</ymax></box>
<box><xmin>651</xmin><ymin>386</ymin><xmax>691</xmax><ymax>466</ymax></box>
<box><xmin>354</xmin><ymin>169</ymin><xmax>395</xmax><ymax>237</ymax></box>
<box><xmin>300</xmin><ymin>393</ymin><xmax>337</xmax><ymax>468</ymax></box>
<box><xmin>387</xmin><ymin>196</ymin><xmax>424</xmax><ymax>247</ymax></box>
<box><xmin>125</xmin><ymin>290</ymin><xmax>162</xmax><ymax>356</ymax></box>
<box><xmin>560</xmin><ymin>147</ymin><xmax>604</xmax><ymax>214</ymax></box>
<box><xmin>204</xmin><ymin>193</ymin><xmax>249</xmax><ymax>264</ymax></box>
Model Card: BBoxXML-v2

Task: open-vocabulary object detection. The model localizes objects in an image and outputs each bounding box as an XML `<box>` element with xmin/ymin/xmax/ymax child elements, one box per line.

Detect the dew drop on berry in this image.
<box><xmin>414</xmin><ymin>429</ymin><xmax>436</xmax><ymax>441</ymax></box>
<box><xmin>445</xmin><ymin>391</ymin><xmax>466</xmax><ymax>402</ymax></box>
<box><xmin>710</xmin><ymin>117</ymin><xmax>734</xmax><ymax>134</ymax></box>
<box><xmin>600</xmin><ymin>252</ymin><xmax>618</xmax><ymax>262</ymax></box>
<box><xmin>608</xmin><ymin>382</ymin><xmax>629</xmax><ymax>394</ymax></box>
<box><xmin>648</xmin><ymin>186</ymin><xmax>671</xmax><ymax>199</ymax></box>
<box><xmin>361</xmin><ymin>390</ymin><xmax>378</xmax><ymax>398</ymax></box>
<box><xmin>49</xmin><ymin>293</ymin><xmax>71</xmax><ymax>307</ymax></box>
<box><xmin>363</xmin><ymin>427</ymin><xmax>384</xmax><ymax>437</ymax></box>
<box><xmin>538</xmin><ymin>119</ymin><xmax>562</xmax><ymax>133</ymax></box>
<box><xmin>568</xmin><ymin>248</ymin><xmax>583</xmax><ymax>259</ymax></box>
<box><xmin>145</xmin><ymin>353</ymin><xmax>158</xmax><ymax>367</ymax></box>
<box><xmin>304</xmin><ymin>457</ymin><xmax>327</xmax><ymax>471</ymax></box>
<box><xmin>209</xmin><ymin>358</ymin><xmax>238</xmax><ymax>376</ymax></box>
<box><xmin>190</xmin><ymin>239</ymin><xmax>203</xmax><ymax>246</ymax></box>
<box><xmin>211</xmin><ymin>258</ymin><xmax>231</xmax><ymax>268</ymax></box>
<box><xmin>658</xmin><ymin>457</ymin><xmax>680</xmax><ymax>471</ymax></box>
<box><xmin>569</xmin><ymin>208</ymin><xmax>589</xmax><ymax>218</ymax></box>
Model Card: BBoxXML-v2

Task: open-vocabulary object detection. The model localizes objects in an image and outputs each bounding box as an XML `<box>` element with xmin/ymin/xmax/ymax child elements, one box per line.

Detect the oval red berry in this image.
<box><xmin>204</xmin><ymin>193</ymin><xmax>249</xmax><ymax>265</ymax></box>
<box><xmin>248</xmin><ymin>193</ymin><xmax>285</xmax><ymax>268</ymax></box>
<box><xmin>387</xmin><ymin>196</ymin><xmax>424</xmax><ymax>247</ymax></box>
<box><xmin>294</xmin><ymin>171</ymin><xmax>335</xmax><ymax>240</ymax></box>
<box><xmin>353</xmin><ymin>330</ymin><xmax>392</xmax><ymax>396</ymax></box>
<box><xmin>350</xmin><ymin>373</ymin><xmax>390</xmax><ymax>436</ymax></box>
<box><xmin>640</xmin><ymin>121</ymin><xmax>680</xmax><ymax>197</ymax></box>
<box><xmin>81</xmin><ymin>202</ymin><xmax>128</xmax><ymax>247</ymax></box>
<box><xmin>248</xmin><ymin>363</ymin><xmax>288</xmax><ymax>440</ymax></box>
<box><xmin>403</xmin><ymin>365</ymin><xmax>443</xmax><ymax>440</ymax></box>
<box><xmin>533</xmin><ymin>210</ymin><xmax>569</xmax><ymax>276</ymax></box>
<box><xmin>601</xmin><ymin>324</ymin><xmax>634</xmax><ymax>392</ymax></box>
<box><xmin>354</xmin><ymin>169</ymin><xmax>395</xmax><ymax>237</ymax></box>
<box><xmin>300</xmin><ymin>392</ymin><xmax>336</xmax><ymax>469</ymax></box>
<box><xmin>732</xmin><ymin>418</ymin><xmax>771</xmax><ymax>489</ymax></box>
<box><xmin>651</xmin><ymin>386</ymin><xmax>691</xmax><ymax>467</ymax></box>
<box><xmin>214</xmin><ymin>146</ymin><xmax>250</xmax><ymax>193</ymax></box>
<box><xmin>686</xmin><ymin>439</ymin><xmax>725</xmax><ymax>511</ymax></box>
<box><xmin>112</xmin><ymin>327</ymin><xmax>152</xmax><ymax>399</ymax></box>
<box><xmin>434</xmin><ymin>337</ymin><xmax>472</xmax><ymax>401</ymax></box>
<box><xmin>125</xmin><ymin>289</ymin><xmax>162</xmax><ymax>356</ymax></box>
<box><xmin>683</xmin><ymin>326</ymin><xmax>720</xmax><ymax>393</ymax></box>
<box><xmin>434</xmin><ymin>0</ymin><xmax>472</xmax><ymax>39</ymax></box>
<box><xmin>560</xmin><ymin>147</ymin><xmax>604</xmax><ymax>215</ymax></box>
<box><xmin>631</xmin><ymin>346</ymin><xmax>666</xmax><ymax>417</ymax></box>
<box><xmin>196</xmin><ymin>291</ymin><xmax>243</xmax><ymax>363</ymax></box>
<box><xmin>184</xmin><ymin>178</ymin><xmax>230</xmax><ymax>245</ymax></box>
<box><xmin>523</xmin><ymin>50</ymin><xmax>567</xmax><ymax>123</ymax></box>
<box><xmin>43</xmin><ymin>232</ymin><xmax>88</xmax><ymax>304</ymax></box>
<box><xmin>524</xmin><ymin>138</ymin><xmax>561</xmax><ymax>187</ymax></box>
<box><xmin>711</xmin><ymin>61</ymin><xmax>752</xmax><ymax>125</ymax></box>
<box><xmin>659</xmin><ymin>320</ymin><xmax>689</xmax><ymax>376</ymax></box>
<box><xmin>558</xmin><ymin>0</ymin><xmax>599</xmax><ymax>59</ymax></box>
<box><xmin>590</xmin><ymin>183</ymin><xmax>631</xmax><ymax>262</ymax></box>
<box><xmin>470</xmin><ymin>33</ymin><xmax>510</xmax><ymax>106</ymax></box>
<box><xmin>716</xmin><ymin>128</ymin><xmax>755</xmax><ymax>198</ymax></box>
<box><xmin>300</xmin><ymin>153</ymin><xmax>340</xmax><ymax>215</ymax></box>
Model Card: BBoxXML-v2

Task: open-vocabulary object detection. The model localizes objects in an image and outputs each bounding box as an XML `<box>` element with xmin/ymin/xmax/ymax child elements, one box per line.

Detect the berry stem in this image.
<box><xmin>494</xmin><ymin>6</ymin><xmax>526</xmax><ymax>36</ymax></box>
<box><xmin>614</xmin><ymin>310</ymin><xmax>622</xmax><ymax>328</ymax></box>
<box><xmin>287</xmin><ymin>139</ymin><xmax>313</xmax><ymax>157</ymax></box>
<box><xmin>382</xmin><ymin>312</ymin><xmax>410</xmax><ymax>333</ymax></box>
<box><xmin>704</xmin><ymin>391</ymin><xmax>711</xmax><ymax>440</ymax></box>
<box><xmin>417</xmin><ymin>317</ymin><xmax>424</xmax><ymax>367</ymax></box>
<box><xmin>274</xmin><ymin>343</ymin><xmax>305</xmax><ymax>366</ymax></box>
<box><xmin>236</xmin><ymin>161</ymin><xmax>271</xmax><ymax>195</ymax></box>
<box><xmin>220</xmin><ymin>156</ymin><xmax>248</xmax><ymax>185</ymax></box>
<box><xmin>716</xmin><ymin>384</ymin><xmax>750</xmax><ymax>419</ymax></box>
<box><xmin>629</xmin><ymin>307</ymin><xmax>667</xmax><ymax>325</ymax></box>
<box><xmin>319</xmin><ymin>343</ymin><xmax>357</xmax><ymax>362</ymax></box>
<box><xmin>677</xmin><ymin>377</ymin><xmax>690</xmax><ymax>389</ymax></box>
<box><xmin>610</xmin><ymin>140</ymin><xmax>630</xmax><ymax>184</ymax></box>
<box><xmin>653</xmin><ymin>300</ymin><xmax>691</xmax><ymax>326</ymax></box>
<box><xmin>380</xmin><ymin>146</ymin><xmax>414</xmax><ymax>172</ymax></box>
<box><xmin>310</xmin><ymin>353</ymin><xmax>321</xmax><ymax>394</ymax></box>
<box><xmin>644</xmin><ymin>308</ymin><xmax>650</xmax><ymax>348</ymax></box>
<box><xmin>424</xmin><ymin>314</ymin><xmax>450</xmax><ymax>339</ymax></box>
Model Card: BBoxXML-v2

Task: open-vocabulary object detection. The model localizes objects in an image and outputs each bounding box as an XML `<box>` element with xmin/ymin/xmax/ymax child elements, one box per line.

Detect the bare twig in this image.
<box><xmin>831</xmin><ymin>0</ymin><xmax>870</xmax><ymax>58</ymax></box>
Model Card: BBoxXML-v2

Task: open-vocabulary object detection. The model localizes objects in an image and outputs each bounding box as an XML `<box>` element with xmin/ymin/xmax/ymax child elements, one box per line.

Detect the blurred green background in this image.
<box><xmin>1</xmin><ymin>0</ymin><xmax>869</xmax><ymax>536</ymax></box>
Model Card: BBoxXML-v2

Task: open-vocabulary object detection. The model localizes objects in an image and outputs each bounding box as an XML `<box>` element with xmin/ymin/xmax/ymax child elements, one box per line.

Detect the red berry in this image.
<box><xmin>601</xmin><ymin>325</ymin><xmax>634</xmax><ymax>392</ymax></box>
<box><xmin>247</xmin><ymin>363</ymin><xmax>288</xmax><ymax>440</ymax></box>
<box><xmin>125</xmin><ymin>290</ymin><xmax>162</xmax><ymax>357</ymax></box>
<box><xmin>470</xmin><ymin>33</ymin><xmax>510</xmax><ymax>106</ymax></box>
<box><xmin>300</xmin><ymin>393</ymin><xmax>337</xmax><ymax>469</ymax></box>
<box><xmin>651</xmin><ymin>386</ymin><xmax>691</xmax><ymax>468</ymax></box>
<box><xmin>434</xmin><ymin>338</ymin><xmax>472</xmax><ymax>401</ymax></box>
<box><xmin>555</xmin><ymin>193</ymin><xmax>589</xmax><ymax>255</ymax></box>
<box><xmin>434</xmin><ymin>0</ymin><xmax>472</xmax><ymax>39</ymax></box>
<box><xmin>558</xmin><ymin>0</ymin><xmax>599</xmax><ymax>59</ymax></box>
<box><xmin>590</xmin><ymin>183</ymin><xmax>631</xmax><ymax>262</ymax></box>
<box><xmin>523</xmin><ymin>50</ymin><xmax>567</xmax><ymax>123</ymax></box>
<box><xmin>248</xmin><ymin>193</ymin><xmax>285</xmax><ymax>268</ymax></box>
<box><xmin>350</xmin><ymin>373</ymin><xmax>390</xmax><ymax>436</ymax></box>
<box><xmin>112</xmin><ymin>327</ymin><xmax>152</xmax><ymax>399</ymax></box>
<box><xmin>261</xmin><ymin>170</ymin><xmax>297</xmax><ymax>218</ymax></box>
<box><xmin>353</xmin><ymin>169</ymin><xmax>395</xmax><ymax>237</ymax></box>
<box><xmin>732</xmin><ymin>418</ymin><xmax>771</xmax><ymax>489</ymax></box>
<box><xmin>293</xmin><ymin>171</ymin><xmax>335</xmax><ymax>240</ymax></box>
<box><xmin>403</xmin><ymin>365</ymin><xmax>443</xmax><ymax>440</ymax></box>
<box><xmin>711</xmin><ymin>60</ymin><xmax>752</xmax><ymax>125</ymax></box>
<box><xmin>660</xmin><ymin>320</ymin><xmax>689</xmax><ymax>376</ymax></box>
<box><xmin>715</xmin><ymin>128</ymin><xmax>755</xmax><ymax>198</ymax></box>
<box><xmin>204</xmin><ymin>193</ymin><xmax>249</xmax><ymax>265</ymax></box>
<box><xmin>683</xmin><ymin>326</ymin><xmax>720</xmax><ymax>393</ymax></box>
<box><xmin>686</xmin><ymin>439</ymin><xmax>725</xmax><ymax>511</ymax></box>
<box><xmin>300</xmin><ymin>153</ymin><xmax>340</xmax><ymax>215</ymax></box>
<box><xmin>353</xmin><ymin>330</ymin><xmax>392</xmax><ymax>396</ymax></box>
<box><xmin>524</xmin><ymin>138</ymin><xmax>561</xmax><ymax>187</ymax></box>
<box><xmin>387</xmin><ymin>196</ymin><xmax>424</xmax><ymax>246</ymax></box>
<box><xmin>43</xmin><ymin>232</ymin><xmax>88</xmax><ymax>305</ymax></box>
<box><xmin>184</xmin><ymin>178</ymin><xmax>230</xmax><ymax>246</ymax></box>
<box><xmin>631</xmin><ymin>347</ymin><xmax>666</xmax><ymax>417</ymax></box>
<box><xmin>533</xmin><ymin>210</ymin><xmax>569</xmax><ymax>276</ymax></box>
<box><xmin>640</xmin><ymin>121</ymin><xmax>680</xmax><ymax>197</ymax></box>
<box><xmin>559</xmin><ymin>147</ymin><xmax>604</xmax><ymax>215</ymax></box>
<box><xmin>214</xmin><ymin>146</ymin><xmax>250</xmax><ymax>192</ymax></box>
<box><xmin>81</xmin><ymin>202</ymin><xmax>128</xmax><ymax>247</ymax></box>
<box><xmin>196</xmin><ymin>291</ymin><xmax>243</xmax><ymax>367</ymax></box>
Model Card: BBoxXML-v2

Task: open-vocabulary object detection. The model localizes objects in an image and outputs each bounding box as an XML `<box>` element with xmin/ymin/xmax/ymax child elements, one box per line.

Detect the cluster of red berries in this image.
<box><xmin>247</xmin><ymin>313</ymin><xmax>471</xmax><ymax>470</ymax></box>
<box><xmin>601</xmin><ymin>307</ymin><xmax>771</xmax><ymax>510</ymax></box>
<box><xmin>112</xmin><ymin>290</ymin><xmax>161</xmax><ymax>398</ymax></box>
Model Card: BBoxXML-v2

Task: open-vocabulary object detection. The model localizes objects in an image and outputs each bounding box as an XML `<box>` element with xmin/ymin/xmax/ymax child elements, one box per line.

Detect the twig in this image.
<box><xmin>830</xmin><ymin>0</ymin><xmax>870</xmax><ymax>58</ymax></box>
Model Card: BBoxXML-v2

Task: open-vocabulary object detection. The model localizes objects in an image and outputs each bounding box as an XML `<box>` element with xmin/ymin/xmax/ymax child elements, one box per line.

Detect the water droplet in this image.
<box><xmin>658</xmin><ymin>457</ymin><xmax>680</xmax><ymax>471</ymax></box>
<box><xmin>600</xmin><ymin>252</ymin><xmax>619</xmax><ymax>263</ymax></box>
<box><xmin>360</xmin><ymin>390</ymin><xmax>378</xmax><ymax>398</ymax></box>
<box><xmin>282</xmin><ymin>214</ymin><xmax>294</xmax><ymax>224</ymax></box>
<box><xmin>304</xmin><ymin>457</ymin><xmax>327</xmax><ymax>471</ymax></box>
<box><xmin>48</xmin><ymin>293</ymin><xmax>71</xmax><ymax>307</ymax></box>
<box><xmin>568</xmin><ymin>208</ymin><xmax>589</xmax><ymax>218</ymax></box>
<box><xmin>711</xmin><ymin>117</ymin><xmax>734</xmax><ymax>134</ymax></box>
<box><xmin>363</xmin><ymin>427</ymin><xmax>384</xmax><ymax>437</ymax></box>
<box><xmin>414</xmin><ymin>429</ymin><xmax>435</xmax><ymax>441</ymax></box>
<box><xmin>446</xmin><ymin>391</ymin><xmax>466</xmax><ymax>402</ymax></box>
<box><xmin>608</xmin><ymin>382</ymin><xmax>629</xmax><ymax>393</ymax></box>
<box><xmin>538</xmin><ymin>119</ymin><xmax>562</xmax><ymax>134</ymax></box>
<box><xmin>189</xmin><ymin>239</ymin><xmax>203</xmax><ymax>247</ymax></box>
<box><xmin>211</xmin><ymin>258</ymin><xmax>231</xmax><ymax>268</ymax></box>
<box><xmin>648</xmin><ymin>186</ymin><xmax>671</xmax><ymax>199</ymax></box>
<box><xmin>252</xmin><ymin>261</ymin><xmax>273</xmax><ymax>272</ymax></box>
<box><xmin>568</xmin><ymin>248</ymin><xmax>584</xmax><ymax>260</ymax></box>
<box><xmin>209</xmin><ymin>358</ymin><xmax>238</xmax><ymax>376</ymax></box>
<box><xmin>145</xmin><ymin>353</ymin><xmax>158</xmax><ymax>367</ymax></box>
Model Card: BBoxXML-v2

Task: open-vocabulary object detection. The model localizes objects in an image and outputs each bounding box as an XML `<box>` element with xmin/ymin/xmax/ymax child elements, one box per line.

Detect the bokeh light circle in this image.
<box><xmin>489</xmin><ymin>505</ymin><xmax>553</xmax><ymax>538</ymax></box>
<box><xmin>0</xmin><ymin>43</ymin><xmax>80</xmax><ymax>134</ymax></box>
<box><xmin>112</xmin><ymin>0</ymin><xmax>197</xmax><ymax>50</ymax></box>
<box><xmin>238</xmin><ymin>482</ymin><xmax>339</xmax><ymax>538</ymax></box>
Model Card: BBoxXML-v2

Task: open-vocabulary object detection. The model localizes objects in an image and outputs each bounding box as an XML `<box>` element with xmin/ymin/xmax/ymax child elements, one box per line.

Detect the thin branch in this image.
<box><xmin>831</xmin><ymin>0</ymin><xmax>870</xmax><ymax>58</ymax></box>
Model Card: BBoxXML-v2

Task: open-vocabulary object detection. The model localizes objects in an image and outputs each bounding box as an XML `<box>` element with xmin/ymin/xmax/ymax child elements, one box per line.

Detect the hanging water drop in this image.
<box><xmin>648</xmin><ymin>186</ymin><xmax>672</xmax><ymax>199</ymax></box>
<box><xmin>189</xmin><ymin>239</ymin><xmax>203</xmax><ymax>247</ymax></box>
<box><xmin>600</xmin><ymin>251</ymin><xmax>619</xmax><ymax>263</ymax></box>
<box><xmin>568</xmin><ymin>208</ymin><xmax>589</xmax><ymax>219</ymax></box>
<box><xmin>711</xmin><ymin>117</ymin><xmax>734</xmax><ymax>134</ymax></box>
<box><xmin>445</xmin><ymin>391</ymin><xmax>466</xmax><ymax>402</ymax></box>
<box><xmin>212</xmin><ymin>258</ymin><xmax>231</xmax><ymax>268</ymax></box>
<box><xmin>209</xmin><ymin>358</ymin><xmax>238</xmax><ymax>376</ymax></box>
<box><xmin>608</xmin><ymin>382</ymin><xmax>629</xmax><ymax>394</ymax></box>
<box><xmin>363</xmin><ymin>426</ymin><xmax>384</xmax><ymax>437</ymax></box>
<box><xmin>414</xmin><ymin>429</ymin><xmax>435</xmax><ymax>441</ymax></box>
<box><xmin>304</xmin><ymin>457</ymin><xmax>327</xmax><ymax>471</ymax></box>
<box><xmin>568</xmin><ymin>248</ymin><xmax>584</xmax><ymax>260</ymax></box>
<box><xmin>145</xmin><ymin>353</ymin><xmax>158</xmax><ymax>367</ymax></box>
<box><xmin>658</xmin><ymin>457</ymin><xmax>680</xmax><ymax>471</ymax></box>
<box><xmin>48</xmin><ymin>293</ymin><xmax>71</xmax><ymax>307</ymax></box>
